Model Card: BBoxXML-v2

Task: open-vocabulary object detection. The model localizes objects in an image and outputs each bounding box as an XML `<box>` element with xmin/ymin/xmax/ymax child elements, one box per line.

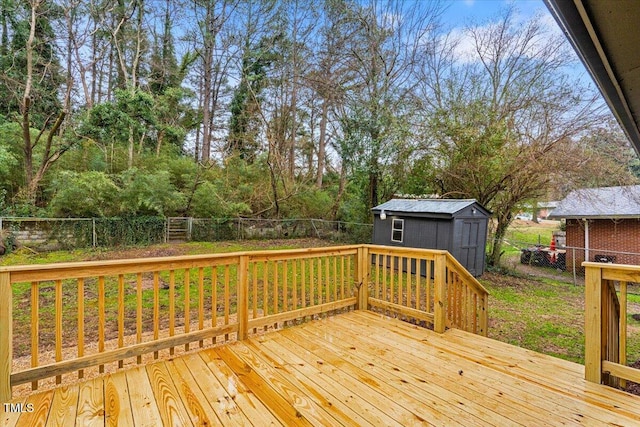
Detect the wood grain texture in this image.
<box><xmin>126</xmin><ymin>366</ymin><xmax>163</xmax><ymax>427</ymax></box>
<box><xmin>0</xmin><ymin>272</ymin><xmax>12</xmax><ymax>404</ymax></box>
<box><xmin>8</xmin><ymin>310</ymin><xmax>640</xmax><ymax>426</ymax></box>
<box><xmin>76</xmin><ymin>377</ymin><xmax>105</xmax><ymax>427</ymax></box>
<box><xmin>145</xmin><ymin>362</ymin><xmax>192</xmax><ymax>426</ymax></box>
<box><xmin>104</xmin><ymin>373</ymin><xmax>134</xmax><ymax>427</ymax></box>
<box><xmin>45</xmin><ymin>385</ymin><xmax>79</xmax><ymax>427</ymax></box>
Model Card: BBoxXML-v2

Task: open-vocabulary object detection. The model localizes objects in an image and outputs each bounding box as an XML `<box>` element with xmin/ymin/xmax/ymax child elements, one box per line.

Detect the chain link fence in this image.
<box><xmin>0</xmin><ymin>217</ymin><xmax>373</xmax><ymax>253</ymax></box>
<box><xmin>503</xmin><ymin>236</ymin><xmax>640</xmax><ymax>285</ymax></box>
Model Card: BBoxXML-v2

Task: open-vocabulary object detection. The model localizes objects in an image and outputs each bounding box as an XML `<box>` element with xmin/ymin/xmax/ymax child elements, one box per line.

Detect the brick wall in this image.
<box><xmin>566</xmin><ymin>218</ymin><xmax>640</xmax><ymax>268</ymax></box>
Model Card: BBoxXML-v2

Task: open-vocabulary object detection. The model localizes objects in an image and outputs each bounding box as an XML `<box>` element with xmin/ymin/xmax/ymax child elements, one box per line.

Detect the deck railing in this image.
<box><xmin>0</xmin><ymin>244</ymin><xmax>488</xmax><ymax>403</ymax></box>
<box><xmin>364</xmin><ymin>245</ymin><xmax>488</xmax><ymax>335</ymax></box>
<box><xmin>584</xmin><ymin>262</ymin><xmax>640</xmax><ymax>387</ymax></box>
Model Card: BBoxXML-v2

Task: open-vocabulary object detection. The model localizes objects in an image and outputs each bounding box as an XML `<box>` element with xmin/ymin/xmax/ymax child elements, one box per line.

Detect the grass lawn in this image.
<box><xmin>2</xmin><ymin>236</ymin><xmax>639</xmax><ymax>368</ymax></box>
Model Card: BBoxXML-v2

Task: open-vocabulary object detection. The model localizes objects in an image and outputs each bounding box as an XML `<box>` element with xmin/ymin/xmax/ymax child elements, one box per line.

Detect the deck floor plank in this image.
<box><xmin>76</xmin><ymin>376</ymin><xmax>105</xmax><ymax>427</ymax></box>
<box><xmin>1</xmin><ymin>396</ymin><xmax>25</xmax><ymax>427</ymax></box>
<box><xmin>249</xmin><ymin>334</ymin><xmax>400</xmax><ymax>427</ymax></box>
<box><xmin>283</xmin><ymin>322</ymin><xmax>508</xmax><ymax>426</ymax></box>
<box><xmin>104</xmin><ymin>372</ymin><xmax>134</xmax><ymax>427</ymax></box>
<box><xmin>45</xmin><ymin>385</ymin><xmax>79</xmax><ymax>427</ymax></box>
<box><xmin>145</xmin><ymin>361</ymin><xmax>194</xmax><ymax>427</ymax></box>
<box><xmin>197</xmin><ymin>350</ymin><xmax>281</xmax><ymax>426</ymax></box>
<box><xmin>215</xmin><ymin>344</ymin><xmax>337</xmax><ymax>426</ymax></box>
<box><xmin>165</xmin><ymin>358</ymin><xmax>224</xmax><ymax>427</ymax></box>
<box><xmin>332</xmin><ymin>313</ymin><xmax>605</xmax><ymax>426</ymax></box>
<box><xmin>12</xmin><ymin>389</ymin><xmax>53</xmax><ymax>427</ymax></box>
<box><xmin>6</xmin><ymin>310</ymin><xmax>640</xmax><ymax>426</ymax></box>
<box><xmin>350</xmin><ymin>311</ymin><xmax>640</xmax><ymax>423</ymax></box>
<box><xmin>125</xmin><ymin>366</ymin><xmax>163</xmax><ymax>427</ymax></box>
<box><xmin>235</xmin><ymin>340</ymin><xmax>365</xmax><ymax>427</ymax></box>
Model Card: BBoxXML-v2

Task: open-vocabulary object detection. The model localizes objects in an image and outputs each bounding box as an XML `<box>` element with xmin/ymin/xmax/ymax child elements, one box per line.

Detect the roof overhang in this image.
<box><xmin>544</xmin><ymin>0</ymin><xmax>640</xmax><ymax>156</ymax></box>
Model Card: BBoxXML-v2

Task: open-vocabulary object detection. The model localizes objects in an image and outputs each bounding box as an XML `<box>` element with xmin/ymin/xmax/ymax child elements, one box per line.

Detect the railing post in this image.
<box><xmin>434</xmin><ymin>253</ymin><xmax>447</xmax><ymax>333</ymax></box>
<box><xmin>357</xmin><ymin>246</ymin><xmax>369</xmax><ymax>310</ymax></box>
<box><xmin>585</xmin><ymin>264</ymin><xmax>602</xmax><ymax>384</ymax></box>
<box><xmin>237</xmin><ymin>255</ymin><xmax>249</xmax><ymax>340</ymax></box>
<box><xmin>0</xmin><ymin>272</ymin><xmax>12</xmax><ymax>403</ymax></box>
<box><xmin>479</xmin><ymin>294</ymin><xmax>488</xmax><ymax>337</ymax></box>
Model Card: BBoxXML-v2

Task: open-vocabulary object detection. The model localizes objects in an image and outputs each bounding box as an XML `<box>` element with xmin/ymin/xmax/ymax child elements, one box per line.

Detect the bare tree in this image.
<box><xmin>418</xmin><ymin>6</ymin><xmax>606</xmax><ymax>266</ymax></box>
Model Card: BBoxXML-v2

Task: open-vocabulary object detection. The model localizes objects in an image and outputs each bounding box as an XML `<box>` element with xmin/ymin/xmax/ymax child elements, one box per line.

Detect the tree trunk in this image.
<box><xmin>316</xmin><ymin>99</ymin><xmax>328</xmax><ymax>188</ymax></box>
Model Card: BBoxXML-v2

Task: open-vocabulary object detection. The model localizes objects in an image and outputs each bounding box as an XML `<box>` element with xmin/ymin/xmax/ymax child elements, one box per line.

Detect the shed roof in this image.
<box><xmin>548</xmin><ymin>185</ymin><xmax>640</xmax><ymax>219</ymax></box>
<box><xmin>372</xmin><ymin>199</ymin><xmax>489</xmax><ymax>217</ymax></box>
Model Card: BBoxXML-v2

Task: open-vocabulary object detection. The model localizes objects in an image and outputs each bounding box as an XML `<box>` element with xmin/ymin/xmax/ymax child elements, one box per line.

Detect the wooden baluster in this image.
<box><xmin>184</xmin><ymin>269</ymin><xmax>190</xmax><ymax>352</ymax></box>
<box><xmin>77</xmin><ymin>278</ymin><xmax>85</xmax><ymax>377</ymax></box>
<box><xmin>153</xmin><ymin>272</ymin><xmax>160</xmax><ymax>359</ymax></box>
<box><xmin>252</xmin><ymin>262</ymin><xmax>258</xmax><ymax>333</ymax></box>
<box><xmin>340</xmin><ymin>256</ymin><xmax>345</xmax><ymax>300</ymax></box>
<box><xmin>325</xmin><ymin>257</ymin><xmax>330</xmax><ymax>304</ymax></box>
<box><xmin>198</xmin><ymin>268</ymin><xmax>204</xmax><ymax>348</ymax></box>
<box><xmin>263</xmin><ymin>262</ymin><xmax>268</xmax><ymax>332</ymax></box>
<box><xmin>31</xmin><ymin>282</ymin><xmax>39</xmax><ymax>390</ymax></box>
<box><xmin>382</xmin><ymin>255</ymin><xmax>387</xmax><ymax>302</ymax></box>
<box><xmin>224</xmin><ymin>265</ymin><xmax>230</xmax><ymax>340</ymax></box>
<box><xmin>309</xmin><ymin>258</ymin><xmax>315</xmax><ymax>306</ymax></box>
<box><xmin>212</xmin><ymin>266</ymin><xmax>218</xmax><ymax>343</ymax></box>
<box><xmin>407</xmin><ymin>258</ymin><xmax>412</xmax><ymax>309</ymax></box>
<box><xmin>317</xmin><ymin>258</ymin><xmax>323</xmax><ymax>305</ymax></box>
<box><xmin>118</xmin><ymin>274</ymin><xmax>125</xmax><ymax>368</ymax></box>
<box><xmin>301</xmin><ymin>260</ymin><xmax>306</xmax><ymax>309</ymax></box>
<box><xmin>333</xmin><ymin>256</ymin><xmax>338</xmax><ymax>303</ymax></box>
<box><xmin>346</xmin><ymin>256</ymin><xmax>352</xmax><ymax>299</ymax></box>
<box><xmin>98</xmin><ymin>276</ymin><xmax>105</xmax><ymax>373</ymax></box>
<box><xmin>620</xmin><ymin>280</ymin><xmax>627</xmax><ymax>388</ymax></box>
<box><xmin>416</xmin><ymin>260</ymin><xmax>421</xmax><ymax>311</ymax></box>
<box><xmin>0</xmin><ymin>272</ymin><xmax>12</xmax><ymax>403</ymax></box>
<box><xmin>273</xmin><ymin>261</ymin><xmax>279</xmax><ymax>329</ymax></box>
<box><xmin>292</xmin><ymin>260</ymin><xmax>298</xmax><ymax>311</ymax></box>
<box><xmin>238</xmin><ymin>255</ymin><xmax>249</xmax><ymax>341</ymax></box>
<box><xmin>283</xmin><ymin>260</ymin><xmax>288</xmax><ymax>317</ymax></box>
<box><xmin>399</xmin><ymin>257</ymin><xmax>405</xmax><ymax>307</ymax></box>
<box><xmin>169</xmin><ymin>270</ymin><xmax>175</xmax><ymax>355</ymax></box>
<box><xmin>136</xmin><ymin>273</ymin><xmax>142</xmax><ymax>363</ymax></box>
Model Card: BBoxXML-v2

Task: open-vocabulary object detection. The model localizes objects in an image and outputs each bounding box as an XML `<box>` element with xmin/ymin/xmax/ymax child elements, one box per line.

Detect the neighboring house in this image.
<box><xmin>371</xmin><ymin>199</ymin><xmax>491</xmax><ymax>276</ymax></box>
<box><xmin>548</xmin><ymin>185</ymin><xmax>640</xmax><ymax>268</ymax></box>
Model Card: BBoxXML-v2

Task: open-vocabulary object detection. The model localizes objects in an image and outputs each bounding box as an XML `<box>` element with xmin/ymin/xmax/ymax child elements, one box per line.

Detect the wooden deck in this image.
<box><xmin>3</xmin><ymin>310</ymin><xmax>640</xmax><ymax>426</ymax></box>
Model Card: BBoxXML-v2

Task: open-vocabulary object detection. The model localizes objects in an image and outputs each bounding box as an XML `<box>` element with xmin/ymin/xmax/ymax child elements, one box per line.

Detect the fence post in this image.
<box><xmin>434</xmin><ymin>253</ymin><xmax>447</xmax><ymax>333</ymax></box>
<box><xmin>237</xmin><ymin>255</ymin><xmax>249</xmax><ymax>340</ymax></box>
<box><xmin>0</xmin><ymin>271</ymin><xmax>12</xmax><ymax>403</ymax></box>
<box><xmin>357</xmin><ymin>246</ymin><xmax>369</xmax><ymax>310</ymax></box>
<box><xmin>584</xmin><ymin>264</ymin><xmax>602</xmax><ymax>384</ymax></box>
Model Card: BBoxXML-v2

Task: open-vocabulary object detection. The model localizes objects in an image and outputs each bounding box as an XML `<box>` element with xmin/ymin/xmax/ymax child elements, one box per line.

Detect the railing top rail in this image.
<box><xmin>582</xmin><ymin>262</ymin><xmax>640</xmax><ymax>271</ymax></box>
<box><xmin>0</xmin><ymin>245</ymin><xmax>362</xmax><ymax>283</ymax></box>
<box><xmin>364</xmin><ymin>244</ymin><xmax>449</xmax><ymax>256</ymax></box>
<box><xmin>445</xmin><ymin>252</ymin><xmax>490</xmax><ymax>296</ymax></box>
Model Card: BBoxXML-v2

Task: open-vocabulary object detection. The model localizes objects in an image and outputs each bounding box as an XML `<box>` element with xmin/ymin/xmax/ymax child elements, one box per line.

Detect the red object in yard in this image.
<box><xmin>550</xmin><ymin>238</ymin><xmax>556</xmax><ymax>263</ymax></box>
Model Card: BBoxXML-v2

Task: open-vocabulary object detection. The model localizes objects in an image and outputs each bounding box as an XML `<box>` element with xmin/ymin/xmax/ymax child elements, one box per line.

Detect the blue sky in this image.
<box><xmin>441</xmin><ymin>0</ymin><xmax>548</xmax><ymax>28</ymax></box>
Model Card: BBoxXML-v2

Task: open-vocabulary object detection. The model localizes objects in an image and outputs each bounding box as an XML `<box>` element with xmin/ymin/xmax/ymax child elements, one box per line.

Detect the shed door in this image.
<box><xmin>460</xmin><ymin>221</ymin><xmax>480</xmax><ymax>275</ymax></box>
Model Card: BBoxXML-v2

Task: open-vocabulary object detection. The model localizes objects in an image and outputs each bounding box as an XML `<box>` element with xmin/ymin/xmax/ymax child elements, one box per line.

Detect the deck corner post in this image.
<box><xmin>434</xmin><ymin>253</ymin><xmax>447</xmax><ymax>333</ymax></box>
<box><xmin>357</xmin><ymin>246</ymin><xmax>369</xmax><ymax>310</ymax></box>
<box><xmin>238</xmin><ymin>255</ymin><xmax>249</xmax><ymax>341</ymax></box>
<box><xmin>584</xmin><ymin>264</ymin><xmax>603</xmax><ymax>384</ymax></box>
<box><xmin>0</xmin><ymin>271</ymin><xmax>12</xmax><ymax>403</ymax></box>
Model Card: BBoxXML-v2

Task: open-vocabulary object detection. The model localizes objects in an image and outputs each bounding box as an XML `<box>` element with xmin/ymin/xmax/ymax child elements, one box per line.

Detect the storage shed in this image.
<box><xmin>371</xmin><ymin>199</ymin><xmax>491</xmax><ymax>276</ymax></box>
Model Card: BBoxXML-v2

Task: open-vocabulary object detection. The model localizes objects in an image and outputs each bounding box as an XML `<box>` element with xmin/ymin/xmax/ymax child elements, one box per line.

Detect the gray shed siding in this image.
<box><xmin>372</xmin><ymin>200</ymin><xmax>489</xmax><ymax>276</ymax></box>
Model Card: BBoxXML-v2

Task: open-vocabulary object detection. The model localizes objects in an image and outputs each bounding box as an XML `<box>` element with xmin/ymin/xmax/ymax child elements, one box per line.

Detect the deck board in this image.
<box><xmin>4</xmin><ymin>310</ymin><xmax>640</xmax><ymax>426</ymax></box>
